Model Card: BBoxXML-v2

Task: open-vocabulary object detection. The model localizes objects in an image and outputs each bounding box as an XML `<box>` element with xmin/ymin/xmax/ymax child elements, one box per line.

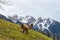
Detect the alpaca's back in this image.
<box><xmin>21</xmin><ymin>24</ymin><xmax>33</xmax><ymax>30</ymax></box>
<box><xmin>23</xmin><ymin>24</ymin><xmax>29</xmax><ymax>29</ymax></box>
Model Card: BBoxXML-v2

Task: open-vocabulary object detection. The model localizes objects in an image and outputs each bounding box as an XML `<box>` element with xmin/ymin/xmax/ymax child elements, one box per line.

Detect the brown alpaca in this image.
<box><xmin>21</xmin><ymin>23</ymin><xmax>33</xmax><ymax>34</ymax></box>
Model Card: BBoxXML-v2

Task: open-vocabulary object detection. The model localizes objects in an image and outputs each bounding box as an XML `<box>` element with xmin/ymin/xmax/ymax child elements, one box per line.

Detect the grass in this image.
<box><xmin>0</xmin><ymin>19</ymin><xmax>52</xmax><ymax>40</ymax></box>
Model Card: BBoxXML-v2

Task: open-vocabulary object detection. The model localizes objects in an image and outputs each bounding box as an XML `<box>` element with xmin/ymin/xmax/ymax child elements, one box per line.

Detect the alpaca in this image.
<box><xmin>21</xmin><ymin>23</ymin><xmax>33</xmax><ymax>34</ymax></box>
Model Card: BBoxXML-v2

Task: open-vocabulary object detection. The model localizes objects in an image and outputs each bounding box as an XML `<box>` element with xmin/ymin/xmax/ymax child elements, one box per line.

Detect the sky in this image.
<box><xmin>0</xmin><ymin>0</ymin><xmax>60</xmax><ymax>22</ymax></box>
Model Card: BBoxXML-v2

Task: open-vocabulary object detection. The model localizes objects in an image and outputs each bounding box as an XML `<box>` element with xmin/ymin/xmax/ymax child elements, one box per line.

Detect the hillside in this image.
<box><xmin>0</xmin><ymin>19</ymin><xmax>52</xmax><ymax>40</ymax></box>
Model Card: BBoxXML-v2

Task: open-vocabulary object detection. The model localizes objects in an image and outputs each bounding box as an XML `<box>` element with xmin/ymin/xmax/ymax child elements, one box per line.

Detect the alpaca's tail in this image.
<box><xmin>21</xmin><ymin>24</ymin><xmax>23</xmax><ymax>28</ymax></box>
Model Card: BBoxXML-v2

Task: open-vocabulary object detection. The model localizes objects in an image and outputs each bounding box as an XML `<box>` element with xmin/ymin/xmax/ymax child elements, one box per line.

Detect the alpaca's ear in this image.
<box><xmin>31</xmin><ymin>23</ymin><xmax>33</xmax><ymax>27</ymax></box>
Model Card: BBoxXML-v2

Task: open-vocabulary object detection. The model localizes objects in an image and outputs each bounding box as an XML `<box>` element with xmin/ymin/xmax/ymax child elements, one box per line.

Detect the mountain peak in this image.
<box><xmin>25</xmin><ymin>15</ymin><xmax>32</xmax><ymax>19</ymax></box>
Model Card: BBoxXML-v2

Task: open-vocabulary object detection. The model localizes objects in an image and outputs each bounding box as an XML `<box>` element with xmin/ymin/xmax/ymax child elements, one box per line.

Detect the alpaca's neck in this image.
<box><xmin>29</xmin><ymin>24</ymin><xmax>33</xmax><ymax>29</ymax></box>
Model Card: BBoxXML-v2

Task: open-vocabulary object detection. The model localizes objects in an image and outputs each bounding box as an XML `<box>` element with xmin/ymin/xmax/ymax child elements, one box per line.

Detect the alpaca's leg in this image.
<box><xmin>26</xmin><ymin>29</ymin><xmax>28</xmax><ymax>34</ymax></box>
<box><xmin>23</xmin><ymin>29</ymin><xmax>25</xmax><ymax>33</ymax></box>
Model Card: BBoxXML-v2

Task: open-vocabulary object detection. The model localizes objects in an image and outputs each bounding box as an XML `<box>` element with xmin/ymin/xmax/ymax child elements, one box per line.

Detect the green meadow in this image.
<box><xmin>0</xmin><ymin>19</ymin><xmax>52</xmax><ymax>40</ymax></box>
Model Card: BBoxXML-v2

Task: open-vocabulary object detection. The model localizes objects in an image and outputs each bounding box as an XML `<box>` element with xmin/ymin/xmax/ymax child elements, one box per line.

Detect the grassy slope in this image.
<box><xmin>0</xmin><ymin>19</ymin><xmax>52</xmax><ymax>40</ymax></box>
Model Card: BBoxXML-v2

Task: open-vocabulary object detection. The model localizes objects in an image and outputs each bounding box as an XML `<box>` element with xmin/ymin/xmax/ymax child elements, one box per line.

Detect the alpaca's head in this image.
<box><xmin>29</xmin><ymin>23</ymin><xmax>33</xmax><ymax>28</ymax></box>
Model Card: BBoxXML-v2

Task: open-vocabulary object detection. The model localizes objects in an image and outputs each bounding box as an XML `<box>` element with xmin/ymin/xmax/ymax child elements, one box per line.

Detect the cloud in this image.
<box><xmin>0</xmin><ymin>0</ymin><xmax>60</xmax><ymax>22</ymax></box>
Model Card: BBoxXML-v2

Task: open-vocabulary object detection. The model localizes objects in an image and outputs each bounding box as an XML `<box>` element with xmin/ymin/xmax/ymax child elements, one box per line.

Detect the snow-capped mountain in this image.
<box><xmin>33</xmin><ymin>18</ymin><xmax>60</xmax><ymax>37</ymax></box>
<box><xmin>0</xmin><ymin>14</ymin><xmax>8</xmax><ymax>20</ymax></box>
<box><xmin>7</xmin><ymin>15</ymin><xmax>27</xmax><ymax>24</ymax></box>
<box><xmin>33</xmin><ymin>17</ymin><xmax>43</xmax><ymax>31</ymax></box>
<box><xmin>48</xmin><ymin>20</ymin><xmax>60</xmax><ymax>35</ymax></box>
<box><xmin>19</xmin><ymin>16</ymin><xmax>28</xmax><ymax>24</ymax></box>
<box><xmin>7</xmin><ymin>14</ymin><xmax>19</xmax><ymax>23</ymax></box>
<box><xmin>25</xmin><ymin>15</ymin><xmax>36</xmax><ymax>25</ymax></box>
<box><xmin>33</xmin><ymin>17</ymin><xmax>43</xmax><ymax>26</ymax></box>
<box><xmin>33</xmin><ymin>18</ymin><xmax>53</xmax><ymax>31</ymax></box>
<box><xmin>0</xmin><ymin>14</ymin><xmax>13</xmax><ymax>22</ymax></box>
<box><xmin>7</xmin><ymin>15</ymin><xmax>36</xmax><ymax>24</ymax></box>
